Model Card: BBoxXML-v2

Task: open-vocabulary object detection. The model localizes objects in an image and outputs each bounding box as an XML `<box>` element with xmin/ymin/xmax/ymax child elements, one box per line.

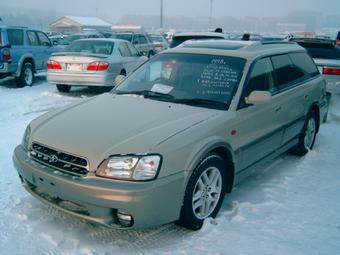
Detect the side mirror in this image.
<box><xmin>245</xmin><ymin>91</ymin><xmax>272</xmax><ymax>105</ymax></box>
<box><xmin>114</xmin><ymin>74</ymin><xmax>126</xmax><ymax>86</ymax></box>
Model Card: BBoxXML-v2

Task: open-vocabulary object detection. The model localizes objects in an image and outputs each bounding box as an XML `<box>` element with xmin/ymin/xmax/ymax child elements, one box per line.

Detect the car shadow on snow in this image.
<box><xmin>0</xmin><ymin>75</ymin><xmax>47</xmax><ymax>88</ymax></box>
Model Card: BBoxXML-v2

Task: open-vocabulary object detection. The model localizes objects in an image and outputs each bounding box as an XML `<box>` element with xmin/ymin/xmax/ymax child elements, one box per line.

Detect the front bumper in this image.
<box><xmin>13</xmin><ymin>145</ymin><xmax>185</xmax><ymax>229</ymax></box>
<box><xmin>47</xmin><ymin>72</ymin><xmax>114</xmax><ymax>87</ymax></box>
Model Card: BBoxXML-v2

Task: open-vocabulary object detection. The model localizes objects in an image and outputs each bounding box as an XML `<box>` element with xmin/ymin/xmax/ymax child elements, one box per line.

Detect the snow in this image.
<box><xmin>1</xmin><ymin>77</ymin><xmax>340</xmax><ymax>255</ymax></box>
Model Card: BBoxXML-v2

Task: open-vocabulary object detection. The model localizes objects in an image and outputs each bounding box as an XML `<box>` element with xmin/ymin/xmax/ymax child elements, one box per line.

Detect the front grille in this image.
<box><xmin>30</xmin><ymin>142</ymin><xmax>89</xmax><ymax>176</ymax></box>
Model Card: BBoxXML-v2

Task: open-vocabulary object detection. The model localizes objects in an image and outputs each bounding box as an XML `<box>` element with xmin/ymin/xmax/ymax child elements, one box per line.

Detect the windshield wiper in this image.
<box><xmin>173</xmin><ymin>98</ymin><xmax>228</xmax><ymax>109</ymax></box>
<box><xmin>115</xmin><ymin>90</ymin><xmax>175</xmax><ymax>100</ymax></box>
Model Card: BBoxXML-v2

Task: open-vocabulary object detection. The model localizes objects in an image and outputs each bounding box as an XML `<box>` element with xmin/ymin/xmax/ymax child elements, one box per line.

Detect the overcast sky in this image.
<box><xmin>2</xmin><ymin>0</ymin><xmax>340</xmax><ymax>22</ymax></box>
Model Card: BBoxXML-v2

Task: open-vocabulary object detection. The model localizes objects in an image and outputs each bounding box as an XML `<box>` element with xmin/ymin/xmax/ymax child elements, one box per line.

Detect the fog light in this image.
<box><xmin>117</xmin><ymin>210</ymin><xmax>134</xmax><ymax>227</ymax></box>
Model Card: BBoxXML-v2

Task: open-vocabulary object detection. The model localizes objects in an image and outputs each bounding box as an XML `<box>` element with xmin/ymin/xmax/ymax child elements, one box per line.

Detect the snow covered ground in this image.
<box><xmin>1</xmin><ymin>77</ymin><xmax>340</xmax><ymax>255</ymax></box>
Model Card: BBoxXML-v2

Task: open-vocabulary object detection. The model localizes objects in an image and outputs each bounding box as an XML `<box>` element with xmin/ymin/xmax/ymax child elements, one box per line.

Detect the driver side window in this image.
<box><xmin>240</xmin><ymin>57</ymin><xmax>275</xmax><ymax>108</ymax></box>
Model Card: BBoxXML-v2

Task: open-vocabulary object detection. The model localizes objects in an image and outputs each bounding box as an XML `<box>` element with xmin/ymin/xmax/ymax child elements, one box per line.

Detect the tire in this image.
<box><xmin>56</xmin><ymin>84</ymin><xmax>71</xmax><ymax>93</ymax></box>
<box><xmin>148</xmin><ymin>51</ymin><xmax>155</xmax><ymax>58</ymax></box>
<box><xmin>15</xmin><ymin>62</ymin><xmax>34</xmax><ymax>87</ymax></box>
<box><xmin>291</xmin><ymin>111</ymin><xmax>317</xmax><ymax>156</ymax></box>
<box><xmin>178</xmin><ymin>153</ymin><xmax>227</xmax><ymax>230</ymax></box>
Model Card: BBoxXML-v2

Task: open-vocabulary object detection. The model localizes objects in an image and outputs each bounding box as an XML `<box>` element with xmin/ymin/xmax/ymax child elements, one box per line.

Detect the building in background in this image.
<box><xmin>49</xmin><ymin>16</ymin><xmax>111</xmax><ymax>33</ymax></box>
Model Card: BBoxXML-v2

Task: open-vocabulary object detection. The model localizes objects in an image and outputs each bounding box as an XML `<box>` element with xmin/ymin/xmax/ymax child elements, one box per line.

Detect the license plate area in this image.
<box><xmin>67</xmin><ymin>63</ymin><xmax>83</xmax><ymax>72</ymax></box>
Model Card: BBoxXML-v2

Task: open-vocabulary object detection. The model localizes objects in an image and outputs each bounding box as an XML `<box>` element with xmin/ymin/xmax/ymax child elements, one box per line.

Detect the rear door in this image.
<box><xmin>118</xmin><ymin>42</ymin><xmax>138</xmax><ymax>75</ymax></box>
<box><xmin>271</xmin><ymin>52</ymin><xmax>321</xmax><ymax>146</ymax></box>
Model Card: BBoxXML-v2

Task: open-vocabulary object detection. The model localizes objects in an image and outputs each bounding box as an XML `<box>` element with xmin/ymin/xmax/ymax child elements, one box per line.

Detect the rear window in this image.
<box><xmin>7</xmin><ymin>29</ymin><xmax>24</xmax><ymax>45</ymax></box>
<box><xmin>296</xmin><ymin>42</ymin><xmax>340</xmax><ymax>59</ymax></box>
<box><xmin>65</xmin><ymin>41</ymin><xmax>114</xmax><ymax>55</ymax></box>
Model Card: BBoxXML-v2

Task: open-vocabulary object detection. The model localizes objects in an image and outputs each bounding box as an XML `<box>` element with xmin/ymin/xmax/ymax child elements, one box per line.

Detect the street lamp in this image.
<box><xmin>209</xmin><ymin>0</ymin><xmax>213</xmax><ymax>29</ymax></box>
<box><xmin>160</xmin><ymin>0</ymin><xmax>164</xmax><ymax>29</ymax></box>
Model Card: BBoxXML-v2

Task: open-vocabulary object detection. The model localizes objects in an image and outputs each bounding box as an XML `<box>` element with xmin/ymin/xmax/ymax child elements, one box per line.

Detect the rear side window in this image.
<box><xmin>27</xmin><ymin>31</ymin><xmax>39</xmax><ymax>46</ymax></box>
<box><xmin>289</xmin><ymin>52</ymin><xmax>319</xmax><ymax>77</ymax></box>
<box><xmin>139</xmin><ymin>35</ymin><xmax>148</xmax><ymax>44</ymax></box>
<box><xmin>271</xmin><ymin>54</ymin><xmax>305</xmax><ymax>89</ymax></box>
<box><xmin>7</xmin><ymin>29</ymin><xmax>24</xmax><ymax>45</ymax></box>
<box><xmin>36</xmin><ymin>31</ymin><xmax>51</xmax><ymax>46</ymax></box>
<box><xmin>119</xmin><ymin>42</ymin><xmax>132</xmax><ymax>57</ymax></box>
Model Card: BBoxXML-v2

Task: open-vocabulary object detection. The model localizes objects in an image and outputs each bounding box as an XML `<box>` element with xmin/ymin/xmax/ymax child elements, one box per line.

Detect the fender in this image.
<box><xmin>14</xmin><ymin>53</ymin><xmax>35</xmax><ymax>77</ymax></box>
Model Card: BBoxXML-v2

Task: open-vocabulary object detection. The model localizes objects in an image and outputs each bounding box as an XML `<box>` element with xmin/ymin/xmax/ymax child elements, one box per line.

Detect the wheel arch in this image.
<box><xmin>309</xmin><ymin>102</ymin><xmax>320</xmax><ymax>133</ymax></box>
<box><xmin>187</xmin><ymin>141</ymin><xmax>235</xmax><ymax>194</ymax></box>
<box><xmin>16</xmin><ymin>56</ymin><xmax>35</xmax><ymax>76</ymax></box>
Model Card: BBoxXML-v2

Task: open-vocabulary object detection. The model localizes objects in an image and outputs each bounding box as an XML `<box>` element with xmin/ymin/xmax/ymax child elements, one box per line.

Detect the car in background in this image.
<box><xmin>111</xmin><ymin>32</ymin><xmax>156</xmax><ymax>57</ymax></box>
<box><xmin>0</xmin><ymin>25</ymin><xmax>61</xmax><ymax>87</ymax></box>
<box><xmin>169</xmin><ymin>31</ymin><xmax>227</xmax><ymax>48</ymax></box>
<box><xmin>290</xmin><ymin>37</ymin><xmax>340</xmax><ymax>93</ymax></box>
<box><xmin>261</xmin><ymin>34</ymin><xmax>293</xmax><ymax>42</ymax></box>
<box><xmin>47</xmin><ymin>38</ymin><xmax>147</xmax><ymax>92</ymax></box>
<box><xmin>336</xmin><ymin>31</ymin><xmax>340</xmax><ymax>46</ymax></box>
<box><xmin>62</xmin><ymin>32</ymin><xmax>104</xmax><ymax>45</ymax></box>
<box><xmin>149</xmin><ymin>34</ymin><xmax>169</xmax><ymax>53</ymax></box>
<box><xmin>14</xmin><ymin>39</ymin><xmax>328</xmax><ymax>230</ymax></box>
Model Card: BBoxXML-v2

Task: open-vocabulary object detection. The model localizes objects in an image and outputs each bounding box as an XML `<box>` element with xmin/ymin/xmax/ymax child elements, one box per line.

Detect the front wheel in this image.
<box><xmin>292</xmin><ymin>111</ymin><xmax>317</xmax><ymax>156</ymax></box>
<box><xmin>178</xmin><ymin>153</ymin><xmax>227</xmax><ymax>230</ymax></box>
<box><xmin>56</xmin><ymin>84</ymin><xmax>71</xmax><ymax>93</ymax></box>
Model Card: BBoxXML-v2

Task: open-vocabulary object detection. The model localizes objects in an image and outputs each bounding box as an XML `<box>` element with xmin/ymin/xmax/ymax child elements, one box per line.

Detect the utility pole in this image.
<box><xmin>209</xmin><ymin>0</ymin><xmax>213</xmax><ymax>29</ymax></box>
<box><xmin>160</xmin><ymin>0</ymin><xmax>164</xmax><ymax>29</ymax></box>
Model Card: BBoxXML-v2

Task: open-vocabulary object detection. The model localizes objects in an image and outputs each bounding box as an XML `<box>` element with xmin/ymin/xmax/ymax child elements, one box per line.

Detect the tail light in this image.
<box><xmin>87</xmin><ymin>62</ymin><xmax>109</xmax><ymax>71</ymax></box>
<box><xmin>154</xmin><ymin>43</ymin><xmax>162</xmax><ymax>50</ymax></box>
<box><xmin>323</xmin><ymin>67</ymin><xmax>340</xmax><ymax>75</ymax></box>
<box><xmin>47</xmin><ymin>60</ymin><xmax>62</xmax><ymax>70</ymax></box>
<box><xmin>3</xmin><ymin>48</ymin><xmax>11</xmax><ymax>62</ymax></box>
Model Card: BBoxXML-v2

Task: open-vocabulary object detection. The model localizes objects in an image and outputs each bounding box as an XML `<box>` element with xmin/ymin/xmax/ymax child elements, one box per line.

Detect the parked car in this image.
<box><xmin>336</xmin><ymin>30</ymin><xmax>340</xmax><ymax>46</ymax></box>
<box><xmin>0</xmin><ymin>25</ymin><xmax>61</xmax><ymax>87</ymax></box>
<box><xmin>111</xmin><ymin>32</ymin><xmax>156</xmax><ymax>57</ymax></box>
<box><xmin>290</xmin><ymin>37</ymin><xmax>340</xmax><ymax>93</ymax></box>
<box><xmin>47</xmin><ymin>38</ymin><xmax>147</xmax><ymax>92</ymax></box>
<box><xmin>13</xmin><ymin>40</ymin><xmax>329</xmax><ymax>230</ymax></box>
<box><xmin>149</xmin><ymin>33</ymin><xmax>169</xmax><ymax>53</ymax></box>
<box><xmin>61</xmin><ymin>32</ymin><xmax>104</xmax><ymax>45</ymax></box>
<box><xmin>169</xmin><ymin>31</ymin><xmax>227</xmax><ymax>48</ymax></box>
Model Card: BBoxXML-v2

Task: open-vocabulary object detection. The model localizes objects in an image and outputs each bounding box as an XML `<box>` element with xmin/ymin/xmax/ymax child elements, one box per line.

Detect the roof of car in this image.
<box><xmin>289</xmin><ymin>37</ymin><xmax>336</xmax><ymax>45</ymax></box>
<box><xmin>172</xmin><ymin>31</ymin><xmax>227</xmax><ymax>38</ymax></box>
<box><xmin>71</xmin><ymin>38</ymin><xmax>130</xmax><ymax>43</ymax></box>
<box><xmin>165</xmin><ymin>39</ymin><xmax>306</xmax><ymax>60</ymax></box>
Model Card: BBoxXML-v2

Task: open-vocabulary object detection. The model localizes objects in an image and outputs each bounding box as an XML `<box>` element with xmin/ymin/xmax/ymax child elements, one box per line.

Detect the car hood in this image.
<box><xmin>31</xmin><ymin>93</ymin><xmax>220</xmax><ymax>169</ymax></box>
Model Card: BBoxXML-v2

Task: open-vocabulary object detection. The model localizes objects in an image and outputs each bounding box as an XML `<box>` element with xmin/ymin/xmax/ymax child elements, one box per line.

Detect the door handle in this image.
<box><xmin>275</xmin><ymin>106</ymin><xmax>281</xmax><ymax>112</ymax></box>
<box><xmin>304</xmin><ymin>95</ymin><xmax>309</xmax><ymax>100</ymax></box>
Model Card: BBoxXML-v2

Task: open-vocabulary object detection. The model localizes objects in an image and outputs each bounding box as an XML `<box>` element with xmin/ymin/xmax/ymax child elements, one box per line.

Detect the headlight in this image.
<box><xmin>21</xmin><ymin>125</ymin><xmax>31</xmax><ymax>150</ymax></box>
<box><xmin>96</xmin><ymin>155</ymin><xmax>161</xmax><ymax>181</ymax></box>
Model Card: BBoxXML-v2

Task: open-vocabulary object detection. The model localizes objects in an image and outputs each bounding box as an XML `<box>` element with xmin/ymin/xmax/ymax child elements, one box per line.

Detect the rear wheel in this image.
<box><xmin>15</xmin><ymin>62</ymin><xmax>34</xmax><ymax>87</ymax></box>
<box><xmin>178</xmin><ymin>153</ymin><xmax>226</xmax><ymax>230</ymax></box>
<box><xmin>292</xmin><ymin>111</ymin><xmax>317</xmax><ymax>156</ymax></box>
<box><xmin>56</xmin><ymin>84</ymin><xmax>71</xmax><ymax>93</ymax></box>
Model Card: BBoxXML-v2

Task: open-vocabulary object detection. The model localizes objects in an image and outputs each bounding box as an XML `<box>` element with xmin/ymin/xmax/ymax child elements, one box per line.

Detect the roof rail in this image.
<box><xmin>261</xmin><ymin>41</ymin><xmax>295</xmax><ymax>45</ymax></box>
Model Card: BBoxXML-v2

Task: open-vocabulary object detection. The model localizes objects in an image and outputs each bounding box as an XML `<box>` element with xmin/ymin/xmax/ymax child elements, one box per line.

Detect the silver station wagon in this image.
<box><xmin>47</xmin><ymin>38</ymin><xmax>147</xmax><ymax>92</ymax></box>
<box><xmin>13</xmin><ymin>40</ymin><xmax>329</xmax><ymax>230</ymax></box>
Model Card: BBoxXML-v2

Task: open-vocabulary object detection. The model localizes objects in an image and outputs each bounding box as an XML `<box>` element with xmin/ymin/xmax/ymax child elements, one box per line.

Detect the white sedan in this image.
<box><xmin>47</xmin><ymin>38</ymin><xmax>148</xmax><ymax>92</ymax></box>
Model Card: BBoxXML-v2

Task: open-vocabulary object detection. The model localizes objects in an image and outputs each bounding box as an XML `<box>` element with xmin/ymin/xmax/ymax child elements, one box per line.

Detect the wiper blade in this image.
<box><xmin>115</xmin><ymin>90</ymin><xmax>175</xmax><ymax>99</ymax></box>
<box><xmin>173</xmin><ymin>98</ymin><xmax>228</xmax><ymax>108</ymax></box>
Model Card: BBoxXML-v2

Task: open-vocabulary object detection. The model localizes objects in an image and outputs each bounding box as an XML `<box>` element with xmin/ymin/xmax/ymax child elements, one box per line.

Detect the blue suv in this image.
<box><xmin>0</xmin><ymin>26</ymin><xmax>61</xmax><ymax>87</ymax></box>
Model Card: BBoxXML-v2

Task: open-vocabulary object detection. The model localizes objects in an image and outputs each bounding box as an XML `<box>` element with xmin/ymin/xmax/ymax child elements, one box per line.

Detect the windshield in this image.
<box><xmin>150</xmin><ymin>35</ymin><xmax>164</xmax><ymax>42</ymax></box>
<box><xmin>65</xmin><ymin>40</ymin><xmax>114</xmax><ymax>55</ymax></box>
<box><xmin>114</xmin><ymin>53</ymin><xmax>246</xmax><ymax>110</ymax></box>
